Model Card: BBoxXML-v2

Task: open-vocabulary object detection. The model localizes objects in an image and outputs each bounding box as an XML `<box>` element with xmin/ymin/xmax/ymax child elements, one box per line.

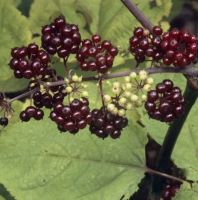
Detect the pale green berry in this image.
<box><xmin>130</xmin><ymin>72</ymin><xmax>137</xmax><ymax>78</ymax></box>
<box><xmin>104</xmin><ymin>95</ymin><xmax>111</xmax><ymax>103</ymax></box>
<box><xmin>119</xmin><ymin>97</ymin><xmax>127</xmax><ymax>105</ymax></box>
<box><xmin>64</xmin><ymin>78</ymin><xmax>69</xmax><ymax>83</ymax></box>
<box><xmin>131</xmin><ymin>94</ymin><xmax>138</xmax><ymax>102</ymax></box>
<box><xmin>112</xmin><ymin>87</ymin><xmax>121</xmax><ymax>95</ymax></box>
<box><xmin>146</xmin><ymin>77</ymin><xmax>154</xmax><ymax>84</ymax></box>
<box><xmin>113</xmin><ymin>81</ymin><xmax>121</xmax><ymax>88</ymax></box>
<box><xmin>78</xmin><ymin>76</ymin><xmax>82</xmax><ymax>82</ymax></box>
<box><xmin>141</xmin><ymin>94</ymin><xmax>147</xmax><ymax>101</ymax></box>
<box><xmin>82</xmin><ymin>91</ymin><xmax>88</xmax><ymax>97</ymax></box>
<box><xmin>66</xmin><ymin>86</ymin><xmax>73</xmax><ymax>93</ymax></box>
<box><xmin>126</xmin><ymin>83</ymin><xmax>132</xmax><ymax>89</ymax></box>
<box><xmin>72</xmin><ymin>74</ymin><xmax>79</xmax><ymax>82</ymax></box>
<box><xmin>124</xmin><ymin>91</ymin><xmax>131</xmax><ymax>97</ymax></box>
<box><xmin>112</xmin><ymin>107</ymin><xmax>118</xmax><ymax>115</ymax></box>
<box><xmin>118</xmin><ymin>109</ymin><xmax>126</xmax><ymax>117</ymax></box>
<box><xmin>126</xmin><ymin>103</ymin><xmax>132</xmax><ymax>110</ymax></box>
<box><xmin>107</xmin><ymin>103</ymin><xmax>115</xmax><ymax>112</ymax></box>
<box><xmin>124</xmin><ymin>76</ymin><xmax>130</xmax><ymax>83</ymax></box>
<box><xmin>139</xmin><ymin>70</ymin><xmax>148</xmax><ymax>80</ymax></box>
<box><xmin>143</xmin><ymin>84</ymin><xmax>151</xmax><ymax>91</ymax></box>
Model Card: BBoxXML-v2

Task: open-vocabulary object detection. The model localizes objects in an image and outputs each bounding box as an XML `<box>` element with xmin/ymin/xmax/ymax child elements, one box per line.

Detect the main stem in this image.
<box><xmin>152</xmin><ymin>84</ymin><xmax>198</xmax><ymax>194</ymax></box>
<box><xmin>121</xmin><ymin>0</ymin><xmax>153</xmax><ymax>31</ymax></box>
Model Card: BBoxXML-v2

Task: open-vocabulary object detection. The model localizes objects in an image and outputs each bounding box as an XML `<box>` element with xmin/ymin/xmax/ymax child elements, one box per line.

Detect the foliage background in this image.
<box><xmin>0</xmin><ymin>0</ymin><xmax>197</xmax><ymax>199</ymax></box>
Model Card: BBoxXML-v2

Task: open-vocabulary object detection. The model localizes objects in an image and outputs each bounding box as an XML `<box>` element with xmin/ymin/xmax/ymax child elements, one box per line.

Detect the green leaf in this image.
<box><xmin>173</xmin><ymin>183</ymin><xmax>198</xmax><ymax>200</ymax></box>
<box><xmin>0</xmin><ymin>115</ymin><xmax>147</xmax><ymax>200</ymax></box>
<box><xmin>0</xmin><ymin>1</ymin><xmax>31</xmax><ymax>91</ymax></box>
<box><xmin>0</xmin><ymin>78</ymin><xmax>28</xmax><ymax>93</ymax></box>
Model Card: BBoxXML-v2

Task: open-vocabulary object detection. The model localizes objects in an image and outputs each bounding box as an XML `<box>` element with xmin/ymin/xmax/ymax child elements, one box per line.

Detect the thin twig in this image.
<box><xmin>7</xmin><ymin>66</ymin><xmax>198</xmax><ymax>103</ymax></box>
<box><xmin>121</xmin><ymin>0</ymin><xmax>153</xmax><ymax>31</ymax></box>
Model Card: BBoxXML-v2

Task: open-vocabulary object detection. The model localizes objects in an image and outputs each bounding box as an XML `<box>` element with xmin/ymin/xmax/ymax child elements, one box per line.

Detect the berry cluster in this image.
<box><xmin>41</xmin><ymin>16</ymin><xmax>81</xmax><ymax>58</ymax></box>
<box><xmin>103</xmin><ymin>71</ymin><xmax>154</xmax><ymax>116</ymax></box>
<box><xmin>20</xmin><ymin>106</ymin><xmax>44</xmax><ymax>122</ymax></box>
<box><xmin>9</xmin><ymin>44</ymin><xmax>50</xmax><ymax>79</ymax></box>
<box><xmin>161</xmin><ymin>28</ymin><xmax>198</xmax><ymax>67</ymax></box>
<box><xmin>129</xmin><ymin>26</ymin><xmax>163</xmax><ymax>63</ymax></box>
<box><xmin>145</xmin><ymin>79</ymin><xmax>185</xmax><ymax>122</ymax></box>
<box><xmin>89</xmin><ymin>107</ymin><xmax>128</xmax><ymax>139</ymax></box>
<box><xmin>77</xmin><ymin>35</ymin><xmax>118</xmax><ymax>73</ymax></box>
<box><xmin>129</xmin><ymin>26</ymin><xmax>198</xmax><ymax>67</ymax></box>
<box><xmin>50</xmin><ymin>98</ymin><xmax>91</xmax><ymax>133</ymax></box>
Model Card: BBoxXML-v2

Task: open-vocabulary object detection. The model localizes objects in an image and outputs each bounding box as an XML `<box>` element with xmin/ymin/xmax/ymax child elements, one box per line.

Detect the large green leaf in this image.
<box><xmin>0</xmin><ymin>1</ymin><xmax>31</xmax><ymax>91</ymax></box>
<box><xmin>0</xmin><ymin>114</ymin><xmax>147</xmax><ymax>200</ymax></box>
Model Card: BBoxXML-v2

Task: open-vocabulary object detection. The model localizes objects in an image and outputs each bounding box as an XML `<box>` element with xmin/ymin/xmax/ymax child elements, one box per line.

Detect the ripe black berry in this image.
<box><xmin>145</xmin><ymin>79</ymin><xmax>185</xmax><ymax>122</ymax></box>
<box><xmin>0</xmin><ymin>117</ymin><xmax>8</xmax><ymax>127</ymax></box>
<box><xmin>89</xmin><ymin>107</ymin><xmax>128</xmax><ymax>139</ymax></box>
<box><xmin>77</xmin><ymin>35</ymin><xmax>118</xmax><ymax>73</ymax></box>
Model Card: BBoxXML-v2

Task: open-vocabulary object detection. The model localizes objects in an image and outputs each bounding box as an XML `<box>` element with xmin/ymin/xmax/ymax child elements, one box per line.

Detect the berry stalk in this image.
<box><xmin>151</xmin><ymin>84</ymin><xmax>198</xmax><ymax>194</ymax></box>
<box><xmin>121</xmin><ymin>0</ymin><xmax>153</xmax><ymax>31</ymax></box>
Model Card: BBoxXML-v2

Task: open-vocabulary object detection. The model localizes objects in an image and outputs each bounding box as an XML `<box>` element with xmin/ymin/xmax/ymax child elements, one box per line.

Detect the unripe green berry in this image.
<box><xmin>118</xmin><ymin>109</ymin><xmax>126</xmax><ymax>117</ymax></box>
<box><xmin>66</xmin><ymin>86</ymin><xmax>73</xmax><ymax>93</ymax></box>
<box><xmin>130</xmin><ymin>72</ymin><xmax>137</xmax><ymax>78</ymax></box>
<box><xmin>131</xmin><ymin>94</ymin><xmax>138</xmax><ymax>102</ymax></box>
<box><xmin>104</xmin><ymin>95</ymin><xmax>111</xmax><ymax>103</ymax></box>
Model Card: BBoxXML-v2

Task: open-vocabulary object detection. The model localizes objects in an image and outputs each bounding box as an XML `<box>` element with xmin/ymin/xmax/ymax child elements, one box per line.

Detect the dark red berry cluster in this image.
<box><xmin>145</xmin><ymin>79</ymin><xmax>185</xmax><ymax>122</ymax></box>
<box><xmin>41</xmin><ymin>16</ymin><xmax>81</xmax><ymax>58</ymax></box>
<box><xmin>76</xmin><ymin>35</ymin><xmax>118</xmax><ymax>73</ymax></box>
<box><xmin>50</xmin><ymin>98</ymin><xmax>91</xmax><ymax>134</ymax></box>
<box><xmin>20</xmin><ymin>106</ymin><xmax>44</xmax><ymax>122</ymax></box>
<box><xmin>129</xmin><ymin>26</ymin><xmax>198</xmax><ymax>67</ymax></box>
<box><xmin>129</xmin><ymin>26</ymin><xmax>163</xmax><ymax>63</ymax></box>
<box><xmin>9</xmin><ymin>43</ymin><xmax>50</xmax><ymax>79</ymax></box>
<box><xmin>161</xmin><ymin>28</ymin><xmax>198</xmax><ymax>67</ymax></box>
<box><xmin>89</xmin><ymin>107</ymin><xmax>128</xmax><ymax>139</ymax></box>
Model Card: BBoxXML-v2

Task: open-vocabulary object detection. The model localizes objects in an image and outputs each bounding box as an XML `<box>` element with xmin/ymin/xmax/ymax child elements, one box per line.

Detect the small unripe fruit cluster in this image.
<box><xmin>103</xmin><ymin>71</ymin><xmax>153</xmax><ymax>115</ymax></box>
<box><xmin>122</xmin><ymin>70</ymin><xmax>153</xmax><ymax>107</ymax></box>
<box><xmin>145</xmin><ymin>79</ymin><xmax>185</xmax><ymax>122</ymax></box>
<box><xmin>20</xmin><ymin>106</ymin><xmax>44</xmax><ymax>122</ymax></box>
<box><xmin>50</xmin><ymin>98</ymin><xmax>91</xmax><ymax>133</ymax></box>
<box><xmin>129</xmin><ymin>26</ymin><xmax>198</xmax><ymax>67</ymax></box>
<box><xmin>77</xmin><ymin>34</ymin><xmax>118</xmax><ymax>73</ymax></box>
<box><xmin>89</xmin><ymin>107</ymin><xmax>128</xmax><ymax>139</ymax></box>
<box><xmin>9</xmin><ymin>44</ymin><xmax>50</xmax><ymax>79</ymax></box>
<box><xmin>41</xmin><ymin>16</ymin><xmax>81</xmax><ymax>58</ymax></box>
<box><xmin>65</xmin><ymin>74</ymin><xmax>88</xmax><ymax>99</ymax></box>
